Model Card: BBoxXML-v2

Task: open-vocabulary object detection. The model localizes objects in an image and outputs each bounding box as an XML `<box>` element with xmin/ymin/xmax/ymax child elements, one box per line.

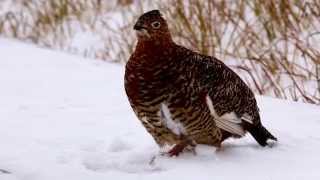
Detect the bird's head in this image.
<box><xmin>133</xmin><ymin>10</ymin><xmax>172</xmax><ymax>43</ymax></box>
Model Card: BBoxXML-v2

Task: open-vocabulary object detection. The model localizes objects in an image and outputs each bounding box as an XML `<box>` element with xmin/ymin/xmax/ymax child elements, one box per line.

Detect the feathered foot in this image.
<box><xmin>167</xmin><ymin>137</ymin><xmax>196</xmax><ymax>157</ymax></box>
<box><xmin>168</xmin><ymin>143</ymin><xmax>187</xmax><ymax>157</ymax></box>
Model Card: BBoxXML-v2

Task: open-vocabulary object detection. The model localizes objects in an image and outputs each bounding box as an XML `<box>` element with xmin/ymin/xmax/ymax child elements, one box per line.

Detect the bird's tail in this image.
<box><xmin>248</xmin><ymin>123</ymin><xmax>277</xmax><ymax>147</ymax></box>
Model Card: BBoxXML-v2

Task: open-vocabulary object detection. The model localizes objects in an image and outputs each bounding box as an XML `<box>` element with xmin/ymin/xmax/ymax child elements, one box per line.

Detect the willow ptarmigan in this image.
<box><xmin>125</xmin><ymin>10</ymin><xmax>277</xmax><ymax>156</ymax></box>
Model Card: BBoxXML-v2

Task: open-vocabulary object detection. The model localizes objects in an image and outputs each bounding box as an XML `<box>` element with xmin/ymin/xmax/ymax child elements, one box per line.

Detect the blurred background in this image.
<box><xmin>0</xmin><ymin>0</ymin><xmax>319</xmax><ymax>104</ymax></box>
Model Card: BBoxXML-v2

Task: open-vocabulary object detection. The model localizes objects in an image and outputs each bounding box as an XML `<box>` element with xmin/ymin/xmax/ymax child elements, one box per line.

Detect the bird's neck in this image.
<box><xmin>134</xmin><ymin>38</ymin><xmax>175</xmax><ymax>59</ymax></box>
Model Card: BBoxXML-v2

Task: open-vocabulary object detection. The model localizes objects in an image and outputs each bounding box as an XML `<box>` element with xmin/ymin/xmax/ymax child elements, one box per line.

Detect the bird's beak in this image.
<box><xmin>134</xmin><ymin>21</ymin><xmax>150</xmax><ymax>38</ymax></box>
<box><xmin>133</xmin><ymin>21</ymin><xmax>146</xmax><ymax>31</ymax></box>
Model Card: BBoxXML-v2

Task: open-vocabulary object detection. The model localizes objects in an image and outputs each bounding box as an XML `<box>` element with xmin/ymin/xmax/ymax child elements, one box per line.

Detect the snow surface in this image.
<box><xmin>0</xmin><ymin>38</ymin><xmax>320</xmax><ymax>180</ymax></box>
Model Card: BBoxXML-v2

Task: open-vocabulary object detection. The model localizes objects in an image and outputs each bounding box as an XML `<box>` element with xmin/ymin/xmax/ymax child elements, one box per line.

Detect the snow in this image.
<box><xmin>0</xmin><ymin>38</ymin><xmax>320</xmax><ymax>180</ymax></box>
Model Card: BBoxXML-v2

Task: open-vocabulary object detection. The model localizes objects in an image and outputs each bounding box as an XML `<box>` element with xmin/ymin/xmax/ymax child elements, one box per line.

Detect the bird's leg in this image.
<box><xmin>168</xmin><ymin>142</ymin><xmax>188</xmax><ymax>157</ymax></box>
<box><xmin>168</xmin><ymin>136</ymin><xmax>196</xmax><ymax>157</ymax></box>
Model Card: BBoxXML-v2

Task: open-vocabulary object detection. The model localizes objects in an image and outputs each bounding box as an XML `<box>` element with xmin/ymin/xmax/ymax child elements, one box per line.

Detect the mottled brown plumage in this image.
<box><xmin>125</xmin><ymin>10</ymin><xmax>277</xmax><ymax>156</ymax></box>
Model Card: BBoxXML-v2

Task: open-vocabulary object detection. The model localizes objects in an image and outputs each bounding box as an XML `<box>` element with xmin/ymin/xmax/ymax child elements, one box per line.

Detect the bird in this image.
<box><xmin>124</xmin><ymin>10</ymin><xmax>277</xmax><ymax>156</ymax></box>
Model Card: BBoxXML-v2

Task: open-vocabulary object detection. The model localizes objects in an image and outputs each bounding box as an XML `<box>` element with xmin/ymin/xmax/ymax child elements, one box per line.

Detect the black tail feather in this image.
<box><xmin>248</xmin><ymin>124</ymin><xmax>277</xmax><ymax>147</ymax></box>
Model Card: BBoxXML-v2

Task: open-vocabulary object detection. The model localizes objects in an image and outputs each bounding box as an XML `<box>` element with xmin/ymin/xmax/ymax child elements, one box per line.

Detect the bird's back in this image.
<box><xmin>171</xmin><ymin>45</ymin><xmax>259</xmax><ymax>117</ymax></box>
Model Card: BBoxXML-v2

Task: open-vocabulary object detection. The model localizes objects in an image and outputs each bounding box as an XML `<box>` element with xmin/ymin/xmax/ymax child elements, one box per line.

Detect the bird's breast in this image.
<box><xmin>125</xmin><ymin>65</ymin><xmax>171</xmax><ymax>107</ymax></box>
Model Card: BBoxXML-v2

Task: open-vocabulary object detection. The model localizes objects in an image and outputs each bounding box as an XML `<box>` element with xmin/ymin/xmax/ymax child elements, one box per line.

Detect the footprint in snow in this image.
<box><xmin>82</xmin><ymin>150</ymin><xmax>163</xmax><ymax>173</ymax></box>
<box><xmin>0</xmin><ymin>169</ymin><xmax>10</xmax><ymax>174</ymax></box>
<box><xmin>107</xmin><ymin>137</ymin><xmax>133</xmax><ymax>153</ymax></box>
<box><xmin>82</xmin><ymin>137</ymin><xmax>163</xmax><ymax>173</ymax></box>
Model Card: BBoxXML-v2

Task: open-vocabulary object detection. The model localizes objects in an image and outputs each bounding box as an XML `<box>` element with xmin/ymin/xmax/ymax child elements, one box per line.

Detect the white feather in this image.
<box><xmin>205</xmin><ymin>95</ymin><xmax>245</xmax><ymax>136</ymax></box>
<box><xmin>160</xmin><ymin>103</ymin><xmax>186</xmax><ymax>136</ymax></box>
<box><xmin>241</xmin><ymin>113</ymin><xmax>254</xmax><ymax>124</ymax></box>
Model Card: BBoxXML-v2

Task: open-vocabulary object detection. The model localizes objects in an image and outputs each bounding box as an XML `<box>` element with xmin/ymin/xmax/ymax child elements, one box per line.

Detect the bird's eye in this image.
<box><xmin>151</xmin><ymin>21</ymin><xmax>161</xmax><ymax>29</ymax></box>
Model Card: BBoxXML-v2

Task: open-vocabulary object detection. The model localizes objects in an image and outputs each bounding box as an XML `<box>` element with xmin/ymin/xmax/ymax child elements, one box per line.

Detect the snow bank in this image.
<box><xmin>0</xmin><ymin>38</ymin><xmax>319</xmax><ymax>180</ymax></box>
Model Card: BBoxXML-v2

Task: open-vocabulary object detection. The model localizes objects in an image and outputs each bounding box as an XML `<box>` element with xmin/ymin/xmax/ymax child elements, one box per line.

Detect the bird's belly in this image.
<box><xmin>161</xmin><ymin>103</ymin><xmax>223</xmax><ymax>146</ymax></box>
